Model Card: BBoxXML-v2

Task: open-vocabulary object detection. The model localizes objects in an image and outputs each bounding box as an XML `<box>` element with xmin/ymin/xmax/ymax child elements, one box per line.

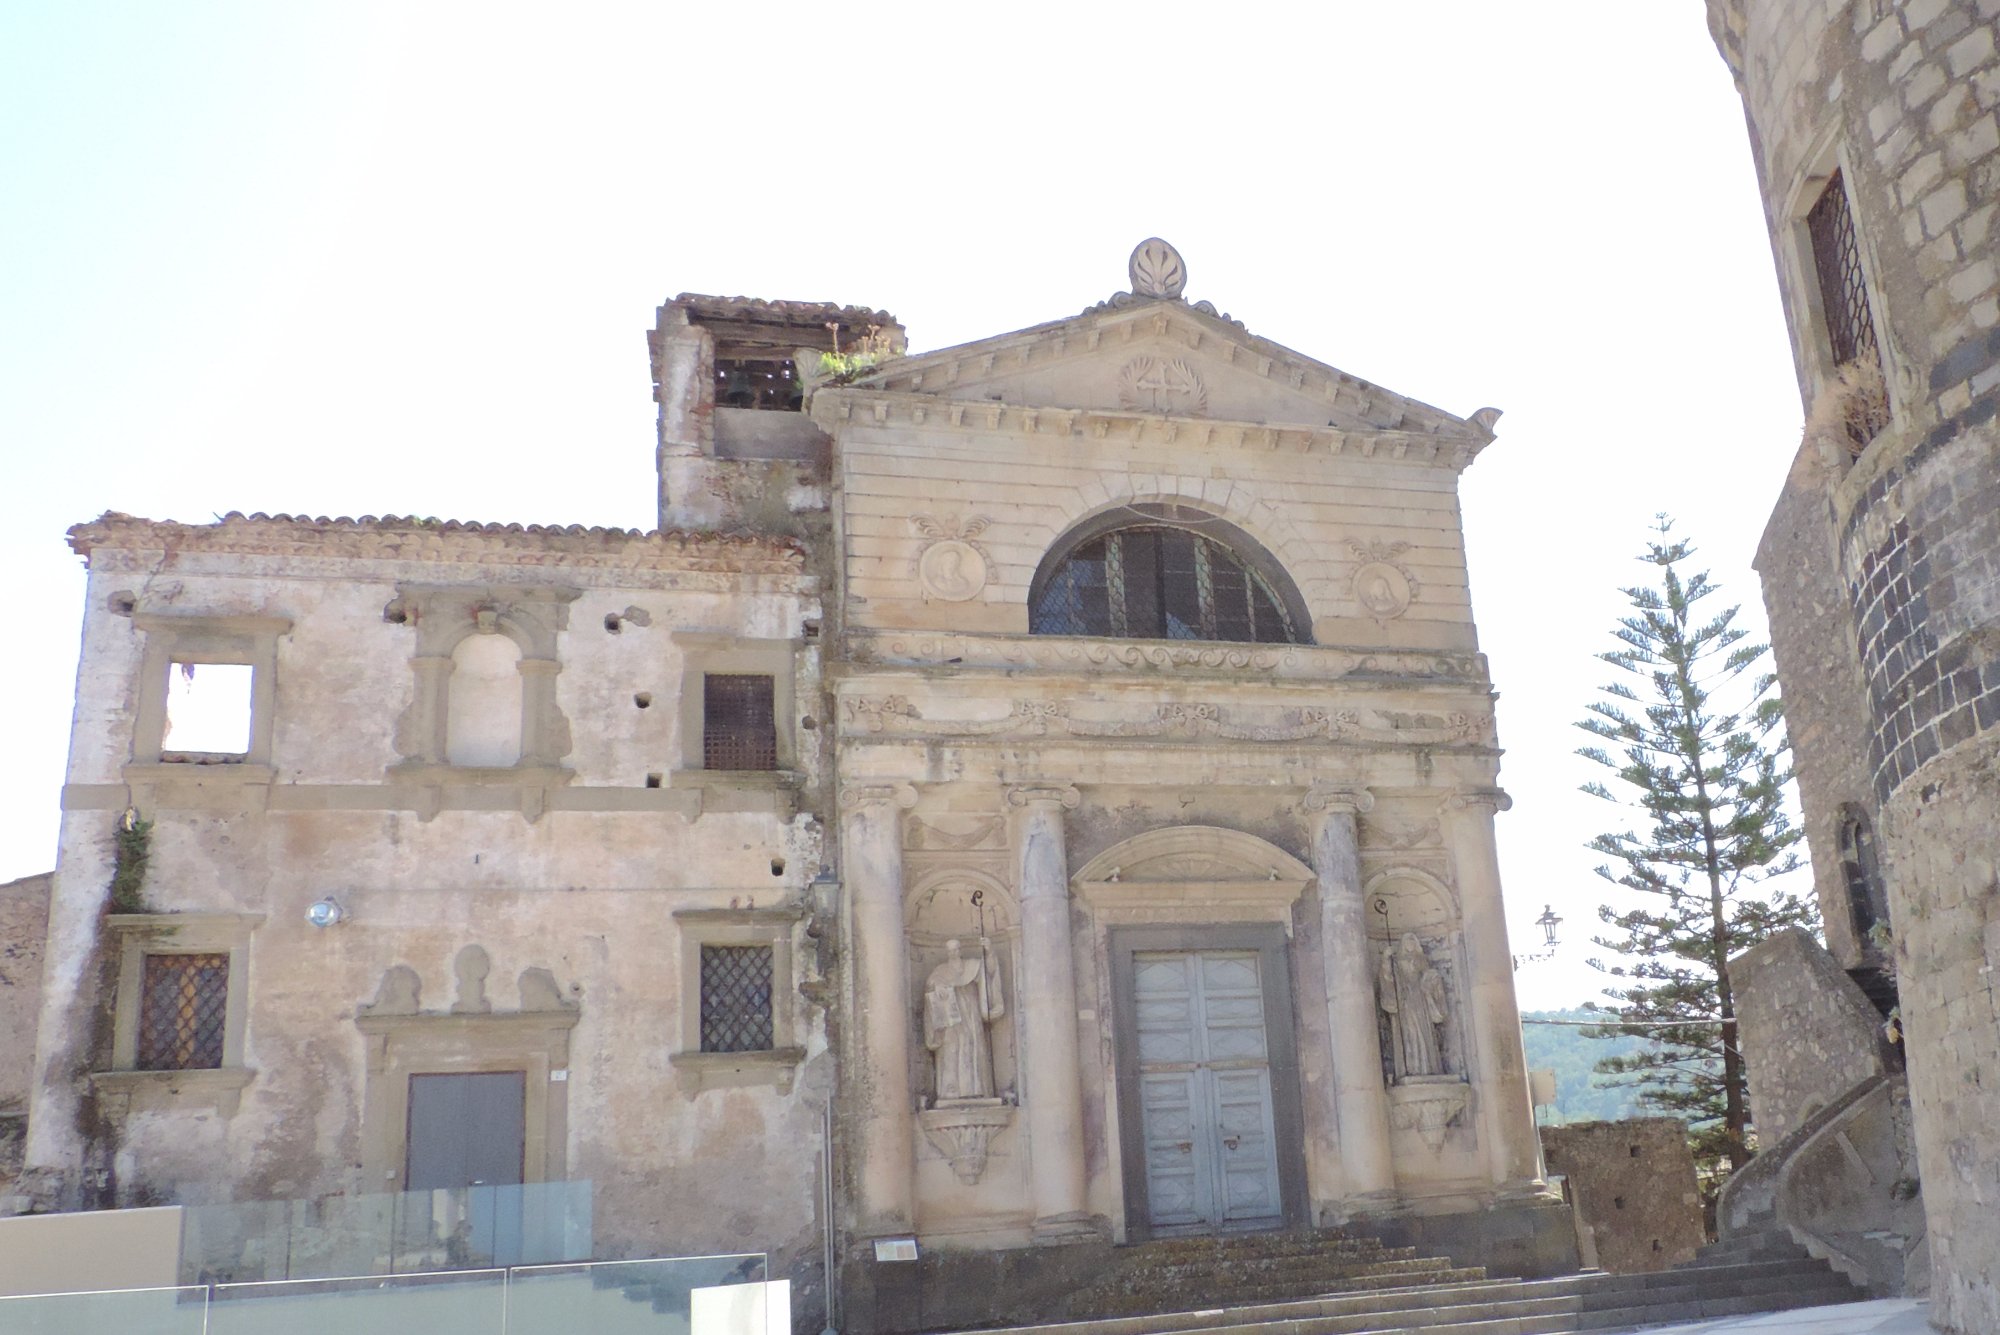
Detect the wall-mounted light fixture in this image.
<box><xmin>306</xmin><ymin>898</ymin><xmax>346</xmax><ymax>929</ymax></box>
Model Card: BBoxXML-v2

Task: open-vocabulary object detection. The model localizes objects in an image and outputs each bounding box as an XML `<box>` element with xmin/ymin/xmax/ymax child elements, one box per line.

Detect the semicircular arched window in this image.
<box><xmin>1030</xmin><ymin>521</ymin><xmax>1306</xmax><ymax>644</ymax></box>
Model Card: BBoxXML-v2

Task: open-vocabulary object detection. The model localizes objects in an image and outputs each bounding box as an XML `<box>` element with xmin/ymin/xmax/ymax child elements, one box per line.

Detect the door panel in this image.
<box><xmin>406</xmin><ymin>1071</ymin><xmax>527</xmax><ymax>1190</ymax></box>
<box><xmin>1134</xmin><ymin>951</ymin><xmax>1282</xmax><ymax>1232</ymax></box>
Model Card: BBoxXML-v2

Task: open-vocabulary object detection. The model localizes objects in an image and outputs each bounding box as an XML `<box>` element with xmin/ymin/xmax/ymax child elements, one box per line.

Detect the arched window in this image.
<box><xmin>1030</xmin><ymin>508</ymin><xmax>1308</xmax><ymax>644</ymax></box>
<box><xmin>1838</xmin><ymin>806</ymin><xmax>1887</xmax><ymax>946</ymax></box>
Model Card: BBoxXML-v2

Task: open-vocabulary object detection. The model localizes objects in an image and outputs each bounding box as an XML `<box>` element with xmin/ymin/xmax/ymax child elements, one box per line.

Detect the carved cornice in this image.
<box><xmin>68</xmin><ymin>512</ymin><xmax>807</xmax><ymax>575</ymax></box>
<box><xmin>814</xmin><ymin>391</ymin><xmax>1492</xmax><ymax>470</ymax></box>
<box><xmin>841</xmin><ymin>696</ymin><xmax>1494</xmax><ymax>749</ymax></box>
<box><xmin>842</xmin><ymin>631</ymin><xmax>1488</xmax><ymax>686</ymax></box>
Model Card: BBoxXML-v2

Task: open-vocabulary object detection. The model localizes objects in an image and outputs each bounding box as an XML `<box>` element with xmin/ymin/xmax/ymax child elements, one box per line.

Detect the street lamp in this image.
<box><xmin>1514</xmin><ymin>904</ymin><xmax>1563</xmax><ymax>970</ymax></box>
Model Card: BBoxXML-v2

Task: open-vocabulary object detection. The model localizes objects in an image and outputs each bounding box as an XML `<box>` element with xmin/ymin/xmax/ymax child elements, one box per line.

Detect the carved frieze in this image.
<box><xmin>1387</xmin><ymin>1081</ymin><xmax>1471</xmax><ymax>1155</ymax></box>
<box><xmin>844</xmin><ymin>632</ymin><xmax>1489</xmax><ymax>685</ymax></box>
<box><xmin>839</xmin><ymin>696</ymin><xmax>1492</xmax><ymax>748</ymax></box>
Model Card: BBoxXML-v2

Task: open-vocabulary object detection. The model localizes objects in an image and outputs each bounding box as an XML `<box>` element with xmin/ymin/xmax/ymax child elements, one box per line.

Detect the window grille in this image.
<box><xmin>703</xmin><ymin>674</ymin><xmax>778</xmax><ymax>771</ymax></box>
<box><xmin>138</xmin><ymin>953</ymin><xmax>228</xmax><ymax>1071</ymax></box>
<box><xmin>1030</xmin><ymin>526</ymin><xmax>1301</xmax><ymax>644</ymax></box>
<box><xmin>699</xmin><ymin>944</ymin><xmax>775</xmax><ymax>1052</ymax></box>
<box><xmin>1806</xmin><ymin>172</ymin><xmax>1878</xmax><ymax>369</ymax></box>
<box><xmin>714</xmin><ymin>358</ymin><xmax>802</xmax><ymax>412</ymax></box>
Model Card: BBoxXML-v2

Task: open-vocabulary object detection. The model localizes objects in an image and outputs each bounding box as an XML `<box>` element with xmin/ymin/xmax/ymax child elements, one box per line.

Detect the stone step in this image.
<box><xmin>935</xmin><ymin>1257</ymin><xmax>1865</xmax><ymax>1335</ymax></box>
<box><xmin>1086</xmin><ymin>1268</ymin><xmax>1490</xmax><ymax>1317</ymax></box>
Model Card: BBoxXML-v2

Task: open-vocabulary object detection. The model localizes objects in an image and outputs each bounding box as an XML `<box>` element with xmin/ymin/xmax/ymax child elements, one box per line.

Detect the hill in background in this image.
<box><xmin>1521</xmin><ymin>1008</ymin><xmax>1662</xmax><ymax>1126</ymax></box>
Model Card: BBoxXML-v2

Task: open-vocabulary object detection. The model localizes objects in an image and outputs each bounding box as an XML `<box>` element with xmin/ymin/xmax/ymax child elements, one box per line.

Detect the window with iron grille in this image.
<box><xmin>703</xmin><ymin>674</ymin><xmax>778</xmax><ymax>770</ymax></box>
<box><xmin>1030</xmin><ymin>525</ymin><xmax>1302</xmax><ymax>644</ymax></box>
<box><xmin>699</xmin><ymin>944</ymin><xmax>775</xmax><ymax>1052</ymax></box>
<box><xmin>1806</xmin><ymin>171</ymin><xmax>1879</xmax><ymax>370</ymax></box>
<box><xmin>138</xmin><ymin>953</ymin><xmax>229</xmax><ymax>1071</ymax></box>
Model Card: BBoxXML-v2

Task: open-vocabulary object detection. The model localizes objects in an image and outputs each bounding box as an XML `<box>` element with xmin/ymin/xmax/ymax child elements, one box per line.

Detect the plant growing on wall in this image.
<box><xmin>109</xmin><ymin>807</ymin><xmax>153</xmax><ymax>913</ymax></box>
<box><xmin>1575</xmin><ymin>517</ymin><xmax>1816</xmax><ymax>1179</ymax></box>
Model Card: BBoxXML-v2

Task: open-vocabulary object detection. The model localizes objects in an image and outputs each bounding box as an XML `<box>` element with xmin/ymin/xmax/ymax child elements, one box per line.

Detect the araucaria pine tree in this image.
<box><xmin>1576</xmin><ymin>518</ymin><xmax>1815</xmax><ymax>1176</ymax></box>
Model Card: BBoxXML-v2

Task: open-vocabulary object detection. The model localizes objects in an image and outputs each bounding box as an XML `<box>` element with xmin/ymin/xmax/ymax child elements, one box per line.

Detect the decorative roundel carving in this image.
<box><xmin>1119</xmin><ymin>356</ymin><xmax>1209</xmax><ymax>416</ymax></box>
<box><xmin>1354</xmin><ymin>561</ymin><xmax>1414</xmax><ymax>621</ymax></box>
<box><xmin>918</xmin><ymin>540</ymin><xmax>988</xmax><ymax>602</ymax></box>
<box><xmin>1129</xmin><ymin>238</ymin><xmax>1187</xmax><ymax>299</ymax></box>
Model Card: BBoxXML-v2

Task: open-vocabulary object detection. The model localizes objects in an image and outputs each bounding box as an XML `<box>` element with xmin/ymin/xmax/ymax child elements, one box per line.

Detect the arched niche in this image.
<box><xmin>447</xmin><ymin>632</ymin><xmax>525</xmax><ymax>766</ymax></box>
<box><xmin>1362</xmin><ymin>865</ymin><xmax>1468</xmax><ymax>1083</ymax></box>
<box><xmin>1362</xmin><ymin>866</ymin><xmax>1461</xmax><ymax>940</ymax></box>
<box><xmin>1073</xmin><ymin>825</ymin><xmax>1314</xmax><ymax>926</ymax></box>
<box><xmin>906</xmin><ymin>866</ymin><xmax>1021</xmax><ymax>1106</ymax></box>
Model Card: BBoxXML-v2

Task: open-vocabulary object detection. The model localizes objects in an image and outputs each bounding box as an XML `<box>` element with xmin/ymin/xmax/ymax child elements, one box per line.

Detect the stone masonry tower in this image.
<box><xmin>1708</xmin><ymin>3</ymin><xmax>2000</xmax><ymax>1329</ymax></box>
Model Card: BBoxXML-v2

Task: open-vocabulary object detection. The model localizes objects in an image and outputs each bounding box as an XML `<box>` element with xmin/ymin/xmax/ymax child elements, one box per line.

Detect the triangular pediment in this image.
<box><xmin>833</xmin><ymin>291</ymin><xmax>1493</xmax><ymax>442</ymax></box>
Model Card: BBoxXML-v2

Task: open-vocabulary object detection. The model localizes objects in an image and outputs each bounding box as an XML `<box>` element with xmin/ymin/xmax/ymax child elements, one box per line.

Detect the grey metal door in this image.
<box><xmin>1134</xmin><ymin>951</ymin><xmax>1283</xmax><ymax>1231</ymax></box>
<box><xmin>406</xmin><ymin>1071</ymin><xmax>526</xmax><ymax>1190</ymax></box>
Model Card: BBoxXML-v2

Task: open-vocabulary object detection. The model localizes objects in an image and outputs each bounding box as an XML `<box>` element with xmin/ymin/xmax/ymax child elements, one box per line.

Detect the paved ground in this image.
<box><xmin>1608</xmin><ymin>1297</ymin><xmax>1933</xmax><ymax>1334</ymax></box>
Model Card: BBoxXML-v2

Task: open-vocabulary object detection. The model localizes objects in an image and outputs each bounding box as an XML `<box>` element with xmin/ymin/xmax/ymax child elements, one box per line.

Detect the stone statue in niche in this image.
<box><xmin>923</xmin><ymin>938</ymin><xmax>1006</xmax><ymax>1104</ymax></box>
<box><xmin>1379</xmin><ymin>933</ymin><xmax>1450</xmax><ymax>1079</ymax></box>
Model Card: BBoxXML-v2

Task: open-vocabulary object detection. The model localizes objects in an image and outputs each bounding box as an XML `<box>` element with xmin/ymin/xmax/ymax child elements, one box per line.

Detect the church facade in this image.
<box><xmin>21</xmin><ymin>241</ymin><xmax>1557</xmax><ymax>1322</ymax></box>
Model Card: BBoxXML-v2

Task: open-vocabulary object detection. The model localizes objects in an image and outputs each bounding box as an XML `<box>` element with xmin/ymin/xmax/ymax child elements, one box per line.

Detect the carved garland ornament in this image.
<box><xmin>910</xmin><ymin>514</ymin><xmax>993</xmax><ymax>603</ymax></box>
<box><xmin>840</xmin><ymin>696</ymin><xmax>1491</xmax><ymax>747</ymax></box>
<box><xmin>1348</xmin><ymin>539</ymin><xmax>1421</xmax><ymax>624</ymax></box>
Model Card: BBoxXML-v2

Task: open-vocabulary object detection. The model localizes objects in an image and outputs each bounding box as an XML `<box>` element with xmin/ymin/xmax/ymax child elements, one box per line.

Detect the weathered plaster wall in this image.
<box><xmin>1732</xmin><ymin>928</ymin><xmax>1890</xmax><ymax>1146</ymax></box>
<box><xmin>1541</xmin><ymin>1118</ymin><xmax>1704</xmax><ymax>1274</ymax></box>
<box><xmin>24</xmin><ymin>518</ymin><xmax>834</xmax><ymax>1299</ymax></box>
<box><xmin>1710</xmin><ymin>0</ymin><xmax>2000</xmax><ymax>1327</ymax></box>
<box><xmin>0</xmin><ymin>873</ymin><xmax>51</xmax><ymax>1114</ymax></box>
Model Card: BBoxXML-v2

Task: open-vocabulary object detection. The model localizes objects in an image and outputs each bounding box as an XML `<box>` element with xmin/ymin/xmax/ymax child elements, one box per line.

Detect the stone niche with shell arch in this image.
<box><xmin>905</xmin><ymin>866</ymin><xmax>1023</xmax><ymax>1110</ymax></box>
<box><xmin>1363</xmin><ymin>866</ymin><xmax>1471</xmax><ymax>1088</ymax></box>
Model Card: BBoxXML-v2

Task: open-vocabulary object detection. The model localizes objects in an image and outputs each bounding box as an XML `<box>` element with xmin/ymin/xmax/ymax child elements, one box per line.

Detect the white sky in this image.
<box><xmin>0</xmin><ymin>4</ymin><xmax>1811</xmax><ymax>1010</ymax></box>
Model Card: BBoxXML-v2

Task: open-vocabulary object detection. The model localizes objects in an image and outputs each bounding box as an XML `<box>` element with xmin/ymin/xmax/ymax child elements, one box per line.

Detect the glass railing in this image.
<box><xmin>0</xmin><ymin>1253</ymin><xmax>771</xmax><ymax>1335</ymax></box>
<box><xmin>180</xmin><ymin>1181</ymin><xmax>593</xmax><ymax>1283</ymax></box>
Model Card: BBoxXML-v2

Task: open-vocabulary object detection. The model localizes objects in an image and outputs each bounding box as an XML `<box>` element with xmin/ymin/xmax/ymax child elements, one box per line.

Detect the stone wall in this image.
<box><xmin>1709</xmin><ymin>0</ymin><xmax>2000</xmax><ymax>1328</ymax></box>
<box><xmin>22</xmin><ymin>517</ymin><xmax>836</xmax><ymax>1309</ymax></box>
<box><xmin>0</xmin><ymin>873</ymin><xmax>50</xmax><ymax>1114</ymax></box>
<box><xmin>1731</xmin><ymin>928</ymin><xmax>1891</xmax><ymax>1146</ymax></box>
<box><xmin>1541</xmin><ymin>1119</ymin><xmax>1704</xmax><ymax>1274</ymax></box>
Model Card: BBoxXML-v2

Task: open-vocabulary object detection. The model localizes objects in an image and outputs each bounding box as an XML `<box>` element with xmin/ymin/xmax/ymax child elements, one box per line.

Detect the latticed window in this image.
<box><xmin>699</xmin><ymin>944</ymin><xmax>775</xmax><ymax>1052</ymax></box>
<box><xmin>1030</xmin><ymin>525</ymin><xmax>1302</xmax><ymax>644</ymax></box>
<box><xmin>1807</xmin><ymin>171</ymin><xmax>1878</xmax><ymax>369</ymax></box>
<box><xmin>703</xmin><ymin>674</ymin><xmax>778</xmax><ymax>771</ymax></box>
<box><xmin>138</xmin><ymin>953</ymin><xmax>229</xmax><ymax>1071</ymax></box>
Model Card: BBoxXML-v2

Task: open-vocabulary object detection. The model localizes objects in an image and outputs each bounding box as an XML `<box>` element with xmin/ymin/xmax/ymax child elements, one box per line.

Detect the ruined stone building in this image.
<box><xmin>1707</xmin><ymin>2</ymin><xmax>2000</xmax><ymax>1330</ymax></box>
<box><xmin>17</xmin><ymin>240</ymin><xmax>1567</xmax><ymax>1324</ymax></box>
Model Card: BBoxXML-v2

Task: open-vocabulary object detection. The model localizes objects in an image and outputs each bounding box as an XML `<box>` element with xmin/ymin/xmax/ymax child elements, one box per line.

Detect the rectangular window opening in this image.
<box><xmin>137</xmin><ymin>952</ymin><xmax>229</xmax><ymax>1070</ymax></box>
<box><xmin>1805</xmin><ymin>169</ymin><xmax>1889</xmax><ymax>446</ymax></box>
<box><xmin>163</xmin><ymin>661</ymin><xmax>253</xmax><ymax>759</ymax></box>
<box><xmin>699</xmin><ymin>944</ymin><xmax>775</xmax><ymax>1053</ymax></box>
<box><xmin>703</xmin><ymin>674</ymin><xmax>778</xmax><ymax>771</ymax></box>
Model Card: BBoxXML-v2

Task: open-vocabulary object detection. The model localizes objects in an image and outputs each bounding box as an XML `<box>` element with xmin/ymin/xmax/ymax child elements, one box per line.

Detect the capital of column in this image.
<box><xmin>1446</xmin><ymin>787</ymin><xmax>1512</xmax><ymax>815</ymax></box>
<box><xmin>1006</xmin><ymin>783</ymin><xmax>1079</xmax><ymax>811</ymax></box>
<box><xmin>1302</xmin><ymin>782</ymin><xmax>1374</xmax><ymax>817</ymax></box>
<box><xmin>841</xmin><ymin>782</ymin><xmax>918</xmax><ymax>812</ymax></box>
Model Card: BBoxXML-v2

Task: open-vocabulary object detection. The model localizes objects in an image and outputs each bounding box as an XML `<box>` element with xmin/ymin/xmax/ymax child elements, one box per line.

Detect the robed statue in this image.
<box><xmin>924</xmin><ymin>938</ymin><xmax>1006</xmax><ymax>1103</ymax></box>
<box><xmin>1378</xmin><ymin>933</ymin><xmax>1450</xmax><ymax>1079</ymax></box>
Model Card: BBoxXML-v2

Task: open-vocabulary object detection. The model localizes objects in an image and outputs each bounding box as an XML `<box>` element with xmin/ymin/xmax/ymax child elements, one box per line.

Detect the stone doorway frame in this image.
<box><xmin>1108</xmin><ymin>924</ymin><xmax>1310</xmax><ymax>1242</ymax></box>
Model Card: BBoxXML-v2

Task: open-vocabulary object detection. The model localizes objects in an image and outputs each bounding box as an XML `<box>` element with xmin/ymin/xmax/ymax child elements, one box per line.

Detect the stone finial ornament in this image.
<box><xmin>451</xmin><ymin>944</ymin><xmax>493</xmax><ymax>1013</ymax></box>
<box><xmin>1129</xmin><ymin>238</ymin><xmax>1187</xmax><ymax>300</ymax></box>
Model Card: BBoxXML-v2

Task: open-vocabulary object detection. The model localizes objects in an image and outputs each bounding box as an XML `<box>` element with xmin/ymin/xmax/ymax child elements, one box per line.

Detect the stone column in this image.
<box><xmin>1007</xmin><ymin>783</ymin><xmax>1092</xmax><ymax>1241</ymax></box>
<box><xmin>1445</xmin><ymin>788</ymin><xmax>1545</xmax><ymax>1195</ymax></box>
<box><xmin>1305</xmin><ymin>783</ymin><xmax>1397</xmax><ymax>1208</ymax></box>
<box><xmin>843</xmin><ymin>782</ymin><xmax>918</xmax><ymax>1236</ymax></box>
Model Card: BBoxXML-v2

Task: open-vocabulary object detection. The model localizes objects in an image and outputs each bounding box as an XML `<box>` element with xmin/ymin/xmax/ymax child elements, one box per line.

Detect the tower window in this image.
<box><xmin>1030</xmin><ymin>525</ymin><xmax>1302</xmax><ymax>644</ymax></box>
<box><xmin>714</xmin><ymin>358</ymin><xmax>802</xmax><ymax>412</ymax></box>
<box><xmin>1805</xmin><ymin>170</ymin><xmax>1889</xmax><ymax>444</ymax></box>
<box><xmin>1839</xmin><ymin>806</ymin><xmax>1888</xmax><ymax>946</ymax></box>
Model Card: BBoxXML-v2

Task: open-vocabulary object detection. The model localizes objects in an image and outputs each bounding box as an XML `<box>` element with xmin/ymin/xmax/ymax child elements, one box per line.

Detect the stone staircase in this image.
<box><xmin>927</xmin><ymin>1227</ymin><xmax>1866</xmax><ymax>1335</ymax></box>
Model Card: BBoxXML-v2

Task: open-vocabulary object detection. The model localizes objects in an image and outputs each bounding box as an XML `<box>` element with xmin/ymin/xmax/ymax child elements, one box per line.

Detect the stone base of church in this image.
<box><xmin>1342</xmin><ymin>1195</ymin><xmax>1578</xmax><ymax>1280</ymax></box>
